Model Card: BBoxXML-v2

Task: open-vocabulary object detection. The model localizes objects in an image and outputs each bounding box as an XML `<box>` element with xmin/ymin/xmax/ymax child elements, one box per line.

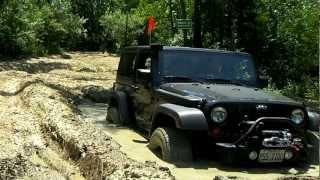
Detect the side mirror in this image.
<box><xmin>136</xmin><ymin>69</ymin><xmax>151</xmax><ymax>83</ymax></box>
<box><xmin>258</xmin><ymin>76</ymin><xmax>268</xmax><ymax>88</ymax></box>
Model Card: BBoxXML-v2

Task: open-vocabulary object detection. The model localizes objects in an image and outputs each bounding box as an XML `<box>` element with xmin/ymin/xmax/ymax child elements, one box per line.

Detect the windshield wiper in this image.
<box><xmin>204</xmin><ymin>78</ymin><xmax>247</xmax><ymax>86</ymax></box>
<box><xmin>162</xmin><ymin>75</ymin><xmax>205</xmax><ymax>84</ymax></box>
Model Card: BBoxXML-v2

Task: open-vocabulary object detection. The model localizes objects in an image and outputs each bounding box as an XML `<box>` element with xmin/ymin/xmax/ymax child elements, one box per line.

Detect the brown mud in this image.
<box><xmin>0</xmin><ymin>52</ymin><xmax>172</xmax><ymax>180</ymax></box>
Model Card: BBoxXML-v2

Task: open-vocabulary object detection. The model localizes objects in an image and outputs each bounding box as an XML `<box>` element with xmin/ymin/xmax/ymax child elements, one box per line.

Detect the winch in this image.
<box><xmin>261</xmin><ymin>129</ymin><xmax>293</xmax><ymax>148</ymax></box>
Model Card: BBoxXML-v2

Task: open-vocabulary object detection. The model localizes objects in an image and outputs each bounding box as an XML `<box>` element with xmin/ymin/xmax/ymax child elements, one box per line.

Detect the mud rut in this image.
<box><xmin>0</xmin><ymin>52</ymin><xmax>318</xmax><ymax>180</ymax></box>
<box><xmin>0</xmin><ymin>53</ymin><xmax>173</xmax><ymax>180</ymax></box>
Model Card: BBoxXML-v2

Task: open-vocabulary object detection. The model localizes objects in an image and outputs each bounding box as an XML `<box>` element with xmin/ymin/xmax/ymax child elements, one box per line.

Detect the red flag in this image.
<box><xmin>145</xmin><ymin>16</ymin><xmax>156</xmax><ymax>35</ymax></box>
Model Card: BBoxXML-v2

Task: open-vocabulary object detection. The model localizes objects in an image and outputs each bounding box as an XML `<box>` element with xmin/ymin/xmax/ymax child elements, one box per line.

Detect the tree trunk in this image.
<box><xmin>168</xmin><ymin>0</ymin><xmax>175</xmax><ymax>37</ymax></box>
<box><xmin>179</xmin><ymin>0</ymin><xmax>188</xmax><ymax>46</ymax></box>
<box><xmin>193</xmin><ymin>0</ymin><xmax>202</xmax><ymax>47</ymax></box>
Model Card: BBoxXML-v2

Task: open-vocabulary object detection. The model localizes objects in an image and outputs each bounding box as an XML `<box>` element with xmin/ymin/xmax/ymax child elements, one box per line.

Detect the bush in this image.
<box><xmin>100</xmin><ymin>10</ymin><xmax>144</xmax><ymax>49</ymax></box>
<box><xmin>267</xmin><ymin>76</ymin><xmax>319</xmax><ymax>104</ymax></box>
<box><xmin>281</xmin><ymin>78</ymin><xmax>319</xmax><ymax>101</ymax></box>
<box><xmin>0</xmin><ymin>0</ymin><xmax>84</xmax><ymax>57</ymax></box>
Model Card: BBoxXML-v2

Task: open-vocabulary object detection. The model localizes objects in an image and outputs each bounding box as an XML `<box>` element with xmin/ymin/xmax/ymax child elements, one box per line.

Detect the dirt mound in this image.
<box><xmin>22</xmin><ymin>84</ymin><xmax>172</xmax><ymax>179</ymax></box>
<box><xmin>0</xmin><ymin>155</ymin><xmax>29</xmax><ymax>179</ymax></box>
<box><xmin>81</xmin><ymin>85</ymin><xmax>111</xmax><ymax>103</ymax></box>
<box><xmin>0</xmin><ymin>79</ymin><xmax>85</xmax><ymax>179</ymax></box>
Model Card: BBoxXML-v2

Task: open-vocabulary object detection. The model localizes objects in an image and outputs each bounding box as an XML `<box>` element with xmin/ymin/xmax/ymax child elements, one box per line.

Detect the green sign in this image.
<box><xmin>176</xmin><ymin>19</ymin><xmax>192</xmax><ymax>30</ymax></box>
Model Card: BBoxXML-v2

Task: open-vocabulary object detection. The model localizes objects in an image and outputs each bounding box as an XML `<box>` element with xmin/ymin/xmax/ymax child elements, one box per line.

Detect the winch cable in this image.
<box><xmin>233</xmin><ymin>117</ymin><xmax>292</xmax><ymax>145</ymax></box>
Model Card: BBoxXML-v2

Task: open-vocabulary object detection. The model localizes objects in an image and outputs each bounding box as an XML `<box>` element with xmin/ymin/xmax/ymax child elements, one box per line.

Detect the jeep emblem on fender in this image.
<box><xmin>256</xmin><ymin>104</ymin><xmax>268</xmax><ymax>111</ymax></box>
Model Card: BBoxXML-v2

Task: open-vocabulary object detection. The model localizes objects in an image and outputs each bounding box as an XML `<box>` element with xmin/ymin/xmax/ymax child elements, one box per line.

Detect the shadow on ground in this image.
<box><xmin>185</xmin><ymin>160</ymin><xmax>316</xmax><ymax>176</ymax></box>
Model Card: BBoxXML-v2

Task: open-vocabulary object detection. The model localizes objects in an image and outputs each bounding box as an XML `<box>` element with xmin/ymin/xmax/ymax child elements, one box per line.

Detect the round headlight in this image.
<box><xmin>291</xmin><ymin>109</ymin><xmax>305</xmax><ymax>124</ymax></box>
<box><xmin>211</xmin><ymin>107</ymin><xmax>227</xmax><ymax>123</ymax></box>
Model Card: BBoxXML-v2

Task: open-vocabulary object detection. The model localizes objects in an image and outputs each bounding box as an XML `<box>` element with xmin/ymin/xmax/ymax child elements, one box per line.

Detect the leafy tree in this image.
<box><xmin>0</xmin><ymin>0</ymin><xmax>317</xmax><ymax>100</ymax></box>
<box><xmin>257</xmin><ymin>0</ymin><xmax>319</xmax><ymax>99</ymax></box>
<box><xmin>70</xmin><ymin>0</ymin><xmax>110</xmax><ymax>50</ymax></box>
<box><xmin>0</xmin><ymin>0</ymin><xmax>84</xmax><ymax>56</ymax></box>
<box><xmin>100</xmin><ymin>10</ymin><xmax>144</xmax><ymax>49</ymax></box>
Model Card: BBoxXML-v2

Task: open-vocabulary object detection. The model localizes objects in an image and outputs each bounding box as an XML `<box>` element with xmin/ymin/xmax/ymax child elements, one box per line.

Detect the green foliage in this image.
<box><xmin>267</xmin><ymin>77</ymin><xmax>319</xmax><ymax>104</ymax></box>
<box><xmin>0</xmin><ymin>0</ymin><xmax>32</xmax><ymax>56</ymax></box>
<box><xmin>33</xmin><ymin>2</ymin><xmax>85</xmax><ymax>54</ymax></box>
<box><xmin>200</xmin><ymin>0</ymin><xmax>260</xmax><ymax>51</ymax></box>
<box><xmin>281</xmin><ymin>78</ymin><xmax>319</xmax><ymax>101</ymax></box>
<box><xmin>0</xmin><ymin>0</ymin><xmax>84</xmax><ymax>56</ymax></box>
<box><xmin>70</xmin><ymin>0</ymin><xmax>116</xmax><ymax>50</ymax></box>
<box><xmin>257</xmin><ymin>0</ymin><xmax>319</xmax><ymax>87</ymax></box>
<box><xmin>100</xmin><ymin>10</ymin><xmax>144</xmax><ymax>49</ymax></box>
<box><xmin>99</xmin><ymin>0</ymin><xmax>179</xmax><ymax>48</ymax></box>
<box><xmin>133</xmin><ymin>0</ymin><xmax>172</xmax><ymax>45</ymax></box>
<box><xmin>256</xmin><ymin>0</ymin><xmax>319</xmax><ymax>100</ymax></box>
<box><xmin>0</xmin><ymin>0</ymin><xmax>317</xmax><ymax>102</ymax></box>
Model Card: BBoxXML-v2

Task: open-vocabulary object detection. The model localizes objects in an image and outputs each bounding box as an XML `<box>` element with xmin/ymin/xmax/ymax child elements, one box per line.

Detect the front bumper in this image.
<box><xmin>215</xmin><ymin>143</ymin><xmax>312</xmax><ymax>164</ymax></box>
<box><xmin>214</xmin><ymin>117</ymin><xmax>310</xmax><ymax>163</ymax></box>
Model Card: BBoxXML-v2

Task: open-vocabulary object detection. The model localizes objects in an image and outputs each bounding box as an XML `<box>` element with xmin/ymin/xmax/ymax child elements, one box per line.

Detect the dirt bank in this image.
<box><xmin>0</xmin><ymin>78</ymin><xmax>84</xmax><ymax>180</ymax></box>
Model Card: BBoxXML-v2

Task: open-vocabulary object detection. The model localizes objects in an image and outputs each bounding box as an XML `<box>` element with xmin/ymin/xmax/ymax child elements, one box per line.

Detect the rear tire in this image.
<box><xmin>148</xmin><ymin>127</ymin><xmax>193</xmax><ymax>163</ymax></box>
<box><xmin>106</xmin><ymin>107</ymin><xmax>120</xmax><ymax>124</ymax></box>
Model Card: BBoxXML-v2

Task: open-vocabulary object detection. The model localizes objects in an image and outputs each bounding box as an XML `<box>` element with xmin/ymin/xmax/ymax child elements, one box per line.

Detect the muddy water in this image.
<box><xmin>77</xmin><ymin>100</ymin><xmax>109</xmax><ymax>128</ymax></box>
<box><xmin>78</xmin><ymin>101</ymin><xmax>319</xmax><ymax>180</ymax></box>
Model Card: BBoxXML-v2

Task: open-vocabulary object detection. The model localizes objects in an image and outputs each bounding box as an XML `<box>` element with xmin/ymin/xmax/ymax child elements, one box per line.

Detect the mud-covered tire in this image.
<box><xmin>106</xmin><ymin>107</ymin><xmax>120</xmax><ymax>124</ymax></box>
<box><xmin>148</xmin><ymin>127</ymin><xmax>193</xmax><ymax>163</ymax></box>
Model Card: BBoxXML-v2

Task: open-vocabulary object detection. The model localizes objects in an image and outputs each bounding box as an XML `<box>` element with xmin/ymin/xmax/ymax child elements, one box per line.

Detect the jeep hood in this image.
<box><xmin>160</xmin><ymin>83</ymin><xmax>300</xmax><ymax>104</ymax></box>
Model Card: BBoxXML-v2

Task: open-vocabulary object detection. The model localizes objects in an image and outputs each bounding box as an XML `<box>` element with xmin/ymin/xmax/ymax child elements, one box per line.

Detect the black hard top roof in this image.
<box><xmin>123</xmin><ymin>45</ymin><xmax>250</xmax><ymax>56</ymax></box>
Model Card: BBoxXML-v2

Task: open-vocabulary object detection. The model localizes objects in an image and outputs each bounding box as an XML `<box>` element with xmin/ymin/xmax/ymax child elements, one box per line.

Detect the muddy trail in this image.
<box><xmin>78</xmin><ymin>101</ymin><xmax>319</xmax><ymax>180</ymax></box>
<box><xmin>0</xmin><ymin>53</ymin><xmax>172</xmax><ymax>180</ymax></box>
<box><xmin>0</xmin><ymin>52</ymin><xmax>318</xmax><ymax>180</ymax></box>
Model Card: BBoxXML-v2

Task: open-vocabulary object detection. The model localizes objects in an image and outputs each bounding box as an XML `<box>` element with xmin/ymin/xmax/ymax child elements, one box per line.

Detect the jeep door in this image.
<box><xmin>132</xmin><ymin>49</ymin><xmax>154</xmax><ymax>130</ymax></box>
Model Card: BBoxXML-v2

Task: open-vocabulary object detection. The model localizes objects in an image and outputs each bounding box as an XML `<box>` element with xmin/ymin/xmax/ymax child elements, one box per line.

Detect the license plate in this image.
<box><xmin>258</xmin><ymin>149</ymin><xmax>285</xmax><ymax>163</ymax></box>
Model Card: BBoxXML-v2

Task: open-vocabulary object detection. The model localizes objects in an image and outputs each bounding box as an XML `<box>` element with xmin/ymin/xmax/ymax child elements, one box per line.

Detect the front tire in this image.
<box><xmin>148</xmin><ymin>127</ymin><xmax>193</xmax><ymax>163</ymax></box>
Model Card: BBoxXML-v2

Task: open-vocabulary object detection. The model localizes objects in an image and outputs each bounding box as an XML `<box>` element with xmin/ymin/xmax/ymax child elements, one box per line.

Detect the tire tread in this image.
<box><xmin>149</xmin><ymin>127</ymin><xmax>192</xmax><ymax>162</ymax></box>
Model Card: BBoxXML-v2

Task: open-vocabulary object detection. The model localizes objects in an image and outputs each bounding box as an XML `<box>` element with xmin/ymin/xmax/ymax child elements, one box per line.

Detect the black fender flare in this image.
<box><xmin>152</xmin><ymin>103</ymin><xmax>208</xmax><ymax>131</ymax></box>
<box><xmin>109</xmin><ymin>91</ymin><xmax>130</xmax><ymax>124</ymax></box>
<box><xmin>307</xmin><ymin>110</ymin><xmax>319</xmax><ymax>131</ymax></box>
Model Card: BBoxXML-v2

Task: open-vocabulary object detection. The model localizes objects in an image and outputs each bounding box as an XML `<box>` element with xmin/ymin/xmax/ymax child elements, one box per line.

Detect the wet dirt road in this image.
<box><xmin>78</xmin><ymin>101</ymin><xmax>320</xmax><ymax>180</ymax></box>
<box><xmin>0</xmin><ymin>52</ymin><xmax>174</xmax><ymax>179</ymax></box>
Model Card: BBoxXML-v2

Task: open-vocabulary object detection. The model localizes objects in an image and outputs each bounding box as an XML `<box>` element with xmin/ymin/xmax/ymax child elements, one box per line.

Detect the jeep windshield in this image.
<box><xmin>159</xmin><ymin>50</ymin><xmax>258</xmax><ymax>87</ymax></box>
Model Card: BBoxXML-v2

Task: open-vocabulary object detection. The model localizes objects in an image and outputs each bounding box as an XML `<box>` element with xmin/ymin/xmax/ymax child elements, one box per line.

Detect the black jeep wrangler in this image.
<box><xmin>107</xmin><ymin>45</ymin><xmax>311</xmax><ymax>164</ymax></box>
